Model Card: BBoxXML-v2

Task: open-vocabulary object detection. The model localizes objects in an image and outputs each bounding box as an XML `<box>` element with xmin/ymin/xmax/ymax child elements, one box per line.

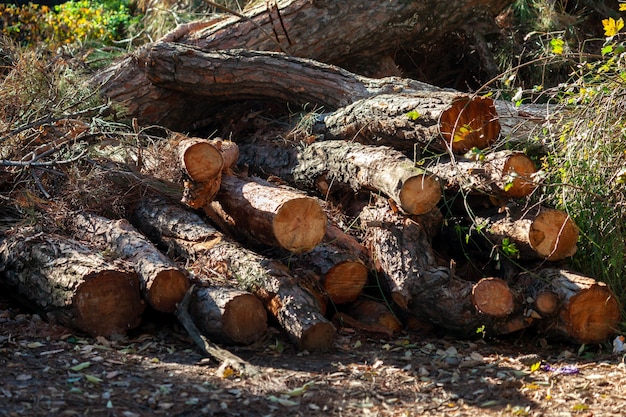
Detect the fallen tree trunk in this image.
<box><xmin>333</xmin><ymin>299</ymin><xmax>402</xmax><ymax>337</ymax></box>
<box><xmin>238</xmin><ymin>139</ymin><xmax>442</xmax><ymax>215</ymax></box>
<box><xmin>475</xmin><ymin>206</ymin><xmax>579</xmax><ymax>261</ymax></box>
<box><xmin>132</xmin><ymin>196</ymin><xmax>335</xmax><ymax>351</ymax></box>
<box><xmin>528</xmin><ymin>269</ymin><xmax>621</xmax><ymax>344</ymax></box>
<box><xmin>425</xmin><ymin>151</ymin><xmax>538</xmax><ymax>199</ymax></box>
<box><xmin>178</xmin><ymin>137</ymin><xmax>224</xmax><ymax>209</ymax></box>
<box><xmin>69</xmin><ymin>212</ymin><xmax>190</xmax><ymax>313</ymax></box>
<box><xmin>212</xmin><ymin>174</ymin><xmax>327</xmax><ymax>253</ymax></box>
<box><xmin>311</xmin><ymin>93</ymin><xmax>501</xmax><ymax>154</ymax></box>
<box><xmin>0</xmin><ymin>230</ymin><xmax>145</xmax><ymax>337</ymax></box>
<box><xmin>189</xmin><ymin>284</ymin><xmax>268</xmax><ymax>345</ymax></box>
<box><xmin>94</xmin><ymin>0</ymin><xmax>514</xmax><ymax>128</ymax></box>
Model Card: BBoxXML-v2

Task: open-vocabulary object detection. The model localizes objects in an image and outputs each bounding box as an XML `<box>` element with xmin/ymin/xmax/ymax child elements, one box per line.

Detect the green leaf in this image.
<box><xmin>70</xmin><ymin>362</ymin><xmax>91</xmax><ymax>372</ymax></box>
<box><xmin>406</xmin><ymin>110</ymin><xmax>421</xmax><ymax>120</ymax></box>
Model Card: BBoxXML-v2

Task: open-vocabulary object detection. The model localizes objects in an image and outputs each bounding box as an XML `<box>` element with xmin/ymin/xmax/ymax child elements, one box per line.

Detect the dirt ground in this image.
<box><xmin>1</xmin><ymin>294</ymin><xmax>625</xmax><ymax>417</ymax></box>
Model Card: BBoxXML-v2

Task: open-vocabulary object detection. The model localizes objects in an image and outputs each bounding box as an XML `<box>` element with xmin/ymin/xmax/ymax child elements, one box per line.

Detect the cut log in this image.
<box><xmin>213</xmin><ymin>174</ymin><xmax>327</xmax><ymax>253</ymax></box>
<box><xmin>178</xmin><ymin>137</ymin><xmax>224</xmax><ymax>209</ymax></box>
<box><xmin>425</xmin><ymin>151</ymin><xmax>537</xmax><ymax>199</ymax></box>
<box><xmin>359</xmin><ymin>200</ymin><xmax>533</xmax><ymax>337</ymax></box>
<box><xmin>69</xmin><ymin>212</ymin><xmax>190</xmax><ymax>313</ymax></box>
<box><xmin>189</xmin><ymin>284</ymin><xmax>268</xmax><ymax>345</ymax></box>
<box><xmin>94</xmin><ymin>0</ymin><xmax>514</xmax><ymax>127</ymax></box>
<box><xmin>475</xmin><ymin>206</ymin><xmax>579</xmax><ymax>261</ymax></box>
<box><xmin>131</xmin><ymin>196</ymin><xmax>335</xmax><ymax>351</ymax></box>
<box><xmin>238</xmin><ymin>139</ymin><xmax>442</xmax><ymax>215</ymax></box>
<box><xmin>0</xmin><ymin>231</ymin><xmax>144</xmax><ymax>337</ymax></box>
<box><xmin>333</xmin><ymin>299</ymin><xmax>402</xmax><ymax>337</ymax></box>
<box><xmin>472</xmin><ymin>277</ymin><xmax>515</xmax><ymax>317</ymax></box>
<box><xmin>312</xmin><ymin>93</ymin><xmax>501</xmax><ymax>154</ymax></box>
<box><xmin>530</xmin><ymin>269</ymin><xmax>621</xmax><ymax>344</ymax></box>
<box><xmin>273</xmin><ymin>223</ymin><xmax>369</xmax><ymax>306</ymax></box>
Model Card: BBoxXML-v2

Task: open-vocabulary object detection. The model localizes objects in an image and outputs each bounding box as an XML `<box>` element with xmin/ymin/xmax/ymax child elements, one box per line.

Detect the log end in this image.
<box><xmin>529</xmin><ymin>209</ymin><xmax>579</xmax><ymax>261</ymax></box>
<box><xmin>398</xmin><ymin>175</ymin><xmax>442</xmax><ymax>215</ymax></box>
<box><xmin>323</xmin><ymin>261</ymin><xmax>369</xmax><ymax>305</ymax></box>
<box><xmin>74</xmin><ymin>271</ymin><xmax>145</xmax><ymax>337</ymax></box>
<box><xmin>502</xmin><ymin>153</ymin><xmax>538</xmax><ymax>198</ymax></box>
<box><xmin>274</xmin><ymin>197</ymin><xmax>327</xmax><ymax>253</ymax></box>
<box><xmin>439</xmin><ymin>97</ymin><xmax>501</xmax><ymax>153</ymax></box>
<box><xmin>563</xmin><ymin>282</ymin><xmax>621</xmax><ymax>344</ymax></box>
<box><xmin>222</xmin><ymin>293</ymin><xmax>268</xmax><ymax>345</ymax></box>
<box><xmin>472</xmin><ymin>277</ymin><xmax>514</xmax><ymax>317</ymax></box>
<box><xmin>534</xmin><ymin>291</ymin><xmax>561</xmax><ymax>317</ymax></box>
<box><xmin>299</xmin><ymin>321</ymin><xmax>336</xmax><ymax>352</ymax></box>
<box><xmin>180</xmin><ymin>139</ymin><xmax>224</xmax><ymax>182</ymax></box>
<box><xmin>147</xmin><ymin>269</ymin><xmax>191</xmax><ymax>313</ymax></box>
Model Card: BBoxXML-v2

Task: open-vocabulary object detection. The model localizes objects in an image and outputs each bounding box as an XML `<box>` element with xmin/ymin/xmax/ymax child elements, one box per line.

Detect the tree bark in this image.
<box><xmin>69</xmin><ymin>212</ymin><xmax>191</xmax><ymax>313</ymax></box>
<box><xmin>312</xmin><ymin>93</ymin><xmax>501</xmax><ymax>154</ymax></box>
<box><xmin>132</xmin><ymin>196</ymin><xmax>335</xmax><ymax>351</ymax></box>
<box><xmin>475</xmin><ymin>206</ymin><xmax>579</xmax><ymax>261</ymax></box>
<box><xmin>189</xmin><ymin>284</ymin><xmax>268</xmax><ymax>345</ymax></box>
<box><xmin>238</xmin><ymin>139</ymin><xmax>442</xmax><ymax>215</ymax></box>
<box><xmin>272</xmin><ymin>223</ymin><xmax>369</xmax><ymax>306</ymax></box>
<box><xmin>0</xmin><ymin>230</ymin><xmax>145</xmax><ymax>337</ymax></box>
<box><xmin>213</xmin><ymin>174</ymin><xmax>327</xmax><ymax>253</ymax></box>
<box><xmin>425</xmin><ymin>151</ymin><xmax>538</xmax><ymax>199</ymax></box>
<box><xmin>359</xmin><ymin>201</ymin><xmax>533</xmax><ymax>337</ymax></box>
<box><xmin>530</xmin><ymin>269</ymin><xmax>621</xmax><ymax>344</ymax></box>
<box><xmin>94</xmin><ymin>0</ymin><xmax>514</xmax><ymax>128</ymax></box>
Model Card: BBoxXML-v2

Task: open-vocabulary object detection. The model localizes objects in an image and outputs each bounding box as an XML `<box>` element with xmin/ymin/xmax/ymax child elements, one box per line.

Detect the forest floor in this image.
<box><xmin>2</xmin><ymin>295</ymin><xmax>626</xmax><ymax>417</ymax></box>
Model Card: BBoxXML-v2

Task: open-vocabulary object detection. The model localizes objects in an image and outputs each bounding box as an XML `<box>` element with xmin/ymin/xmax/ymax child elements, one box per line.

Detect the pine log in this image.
<box><xmin>475</xmin><ymin>206</ymin><xmax>579</xmax><ymax>261</ymax></box>
<box><xmin>0</xmin><ymin>231</ymin><xmax>144</xmax><ymax>337</ymax></box>
<box><xmin>273</xmin><ymin>223</ymin><xmax>369</xmax><ymax>306</ymax></box>
<box><xmin>178</xmin><ymin>137</ymin><xmax>224</xmax><ymax>209</ymax></box>
<box><xmin>94</xmin><ymin>0</ymin><xmax>514</xmax><ymax>128</ymax></box>
<box><xmin>189</xmin><ymin>284</ymin><xmax>268</xmax><ymax>345</ymax></box>
<box><xmin>425</xmin><ymin>151</ymin><xmax>537</xmax><ymax>199</ymax></box>
<box><xmin>238</xmin><ymin>139</ymin><xmax>442</xmax><ymax>215</ymax></box>
<box><xmin>213</xmin><ymin>174</ymin><xmax>327</xmax><ymax>253</ymax></box>
<box><xmin>131</xmin><ymin>197</ymin><xmax>335</xmax><ymax>351</ymax></box>
<box><xmin>530</xmin><ymin>269</ymin><xmax>621</xmax><ymax>343</ymax></box>
<box><xmin>69</xmin><ymin>212</ymin><xmax>190</xmax><ymax>313</ymax></box>
<box><xmin>359</xmin><ymin>201</ymin><xmax>533</xmax><ymax>337</ymax></box>
<box><xmin>472</xmin><ymin>277</ymin><xmax>516</xmax><ymax>317</ymax></box>
<box><xmin>312</xmin><ymin>93</ymin><xmax>501</xmax><ymax>154</ymax></box>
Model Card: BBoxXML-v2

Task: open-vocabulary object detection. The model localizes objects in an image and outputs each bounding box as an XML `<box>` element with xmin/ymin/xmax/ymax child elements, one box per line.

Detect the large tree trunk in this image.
<box><xmin>238</xmin><ymin>139</ymin><xmax>442</xmax><ymax>215</ymax></box>
<box><xmin>132</xmin><ymin>196</ymin><xmax>335</xmax><ymax>351</ymax></box>
<box><xmin>94</xmin><ymin>0</ymin><xmax>514</xmax><ymax>128</ymax></box>
<box><xmin>69</xmin><ymin>212</ymin><xmax>191</xmax><ymax>313</ymax></box>
<box><xmin>0</xmin><ymin>230</ymin><xmax>145</xmax><ymax>337</ymax></box>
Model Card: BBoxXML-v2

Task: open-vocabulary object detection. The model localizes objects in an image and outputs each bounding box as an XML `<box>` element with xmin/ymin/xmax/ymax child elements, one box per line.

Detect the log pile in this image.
<box><xmin>1</xmin><ymin>0</ymin><xmax>621</xmax><ymax>351</ymax></box>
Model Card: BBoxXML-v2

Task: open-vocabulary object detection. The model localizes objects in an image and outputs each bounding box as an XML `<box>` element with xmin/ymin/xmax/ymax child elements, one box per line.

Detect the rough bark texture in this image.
<box><xmin>476</xmin><ymin>206</ymin><xmax>579</xmax><ymax>261</ymax></box>
<box><xmin>94</xmin><ymin>0</ymin><xmax>514</xmax><ymax>128</ymax></box>
<box><xmin>273</xmin><ymin>223</ymin><xmax>369</xmax><ymax>305</ymax></box>
<box><xmin>238</xmin><ymin>139</ymin><xmax>442</xmax><ymax>215</ymax></box>
<box><xmin>213</xmin><ymin>174</ymin><xmax>327</xmax><ymax>253</ymax></box>
<box><xmin>313</xmin><ymin>93</ymin><xmax>501</xmax><ymax>154</ymax></box>
<box><xmin>189</xmin><ymin>284</ymin><xmax>268</xmax><ymax>345</ymax></box>
<box><xmin>530</xmin><ymin>269</ymin><xmax>621</xmax><ymax>344</ymax></box>
<box><xmin>426</xmin><ymin>151</ymin><xmax>537</xmax><ymax>199</ymax></box>
<box><xmin>69</xmin><ymin>212</ymin><xmax>190</xmax><ymax>313</ymax></box>
<box><xmin>132</xmin><ymin>197</ymin><xmax>335</xmax><ymax>351</ymax></box>
<box><xmin>0</xmin><ymin>231</ymin><xmax>145</xmax><ymax>337</ymax></box>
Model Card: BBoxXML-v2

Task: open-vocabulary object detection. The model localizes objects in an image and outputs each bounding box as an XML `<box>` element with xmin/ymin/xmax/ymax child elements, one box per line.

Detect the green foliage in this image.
<box><xmin>0</xmin><ymin>0</ymin><xmax>141</xmax><ymax>48</ymax></box>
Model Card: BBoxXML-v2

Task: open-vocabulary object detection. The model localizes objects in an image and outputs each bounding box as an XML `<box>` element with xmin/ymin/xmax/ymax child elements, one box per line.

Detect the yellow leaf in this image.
<box><xmin>620</xmin><ymin>4</ymin><xmax>626</xmax><ymax>11</ymax></box>
<box><xmin>602</xmin><ymin>17</ymin><xmax>624</xmax><ymax>37</ymax></box>
<box><xmin>530</xmin><ymin>361</ymin><xmax>541</xmax><ymax>372</ymax></box>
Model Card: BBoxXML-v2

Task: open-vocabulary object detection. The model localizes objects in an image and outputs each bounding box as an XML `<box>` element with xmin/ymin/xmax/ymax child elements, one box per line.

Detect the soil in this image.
<box><xmin>1</xmin><ymin>295</ymin><xmax>625</xmax><ymax>417</ymax></box>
